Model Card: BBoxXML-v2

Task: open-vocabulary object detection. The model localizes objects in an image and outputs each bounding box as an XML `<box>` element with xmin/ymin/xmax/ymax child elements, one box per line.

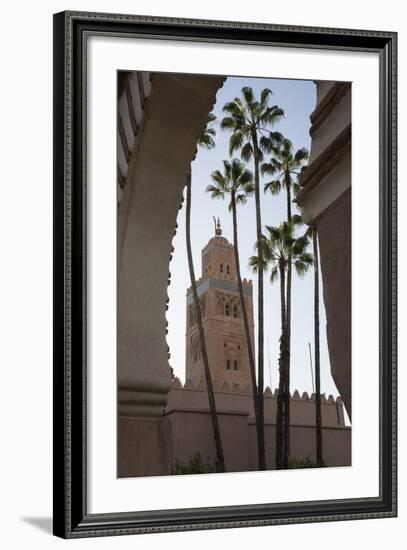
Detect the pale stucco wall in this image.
<box><xmin>119</xmin><ymin>386</ymin><xmax>350</xmax><ymax>477</ymax></box>
<box><xmin>159</xmin><ymin>387</ymin><xmax>351</xmax><ymax>474</ymax></box>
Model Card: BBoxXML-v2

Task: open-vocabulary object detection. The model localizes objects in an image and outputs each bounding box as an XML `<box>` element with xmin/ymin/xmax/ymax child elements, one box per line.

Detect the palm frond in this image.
<box><xmin>198</xmin><ymin>133</ymin><xmax>215</xmax><ymax>149</ymax></box>
<box><xmin>241</xmin><ymin>141</ymin><xmax>253</xmax><ymax>161</ymax></box>
<box><xmin>222</xmin><ymin>109</ymin><xmax>246</xmax><ymax>131</ymax></box>
<box><xmin>265</xmin><ymin>225</ymin><xmax>281</xmax><ymax>245</ymax></box>
<box><xmin>291</xmin><ymin>237</ymin><xmax>309</xmax><ymax>257</ymax></box>
<box><xmin>261</xmin><ymin>158</ymin><xmax>281</xmax><ymax>176</ymax></box>
<box><xmin>293</xmin><ymin>147</ymin><xmax>309</xmax><ymax>164</ymax></box>
<box><xmin>240</xmin><ymin>169</ymin><xmax>254</xmax><ymax>187</ymax></box>
<box><xmin>243</xmin><ymin>181</ymin><xmax>254</xmax><ymax>196</ymax></box>
<box><xmin>281</xmin><ymin>137</ymin><xmax>293</xmax><ymax>155</ymax></box>
<box><xmin>205</xmin><ymin>184</ymin><xmax>225</xmax><ymax>200</ymax></box>
<box><xmin>241</xmin><ymin>86</ymin><xmax>254</xmax><ymax>107</ymax></box>
<box><xmin>230</xmin><ymin>158</ymin><xmax>242</xmax><ymax>181</ymax></box>
<box><xmin>294</xmin><ymin>260</ymin><xmax>307</xmax><ymax>278</ymax></box>
<box><xmin>229</xmin><ymin>131</ymin><xmax>244</xmax><ymax>155</ymax></box>
<box><xmin>298</xmin><ymin>252</ymin><xmax>314</xmax><ymax>265</ymax></box>
<box><xmin>210</xmin><ymin>170</ymin><xmax>225</xmax><ymax>186</ymax></box>
<box><xmin>197</xmin><ymin>112</ymin><xmax>217</xmax><ymax>150</ymax></box>
<box><xmin>264</xmin><ymin>179</ymin><xmax>281</xmax><ymax>195</ymax></box>
<box><xmin>260</xmin><ymin>88</ymin><xmax>273</xmax><ymax>106</ymax></box>
<box><xmin>259</xmin><ymin>106</ymin><xmax>285</xmax><ymax>126</ymax></box>
<box><xmin>220</xmin><ymin>116</ymin><xmax>236</xmax><ymax>131</ymax></box>
<box><xmin>270</xmin><ymin>265</ymin><xmax>279</xmax><ymax>283</ymax></box>
<box><xmin>249</xmin><ymin>254</ymin><xmax>261</xmax><ymax>273</ymax></box>
<box><xmin>259</xmin><ymin>135</ymin><xmax>276</xmax><ymax>155</ymax></box>
<box><xmin>269</xmin><ymin>131</ymin><xmax>284</xmax><ymax>144</ymax></box>
<box><xmin>291</xmin><ymin>214</ymin><xmax>303</xmax><ymax>227</ymax></box>
<box><xmin>208</xmin><ymin>157</ymin><xmax>254</xmax><ymax>213</ymax></box>
<box><xmin>235</xmin><ymin>193</ymin><xmax>248</xmax><ymax>206</ymax></box>
<box><xmin>223</xmin><ymin>100</ymin><xmax>242</xmax><ymax>117</ymax></box>
<box><xmin>233</xmin><ymin>97</ymin><xmax>245</xmax><ymax>114</ymax></box>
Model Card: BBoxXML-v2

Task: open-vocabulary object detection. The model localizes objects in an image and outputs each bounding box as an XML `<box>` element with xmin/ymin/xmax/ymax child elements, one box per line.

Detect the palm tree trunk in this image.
<box><xmin>313</xmin><ymin>227</ymin><xmax>323</xmax><ymax>467</ymax></box>
<box><xmin>284</xmin><ymin>184</ymin><xmax>292</xmax><ymax>468</ymax></box>
<box><xmin>252</xmin><ymin>130</ymin><xmax>266</xmax><ymax>471</ymax></box>
<box><xmin>231</xmin><ymin>194</ymin><xmax>261</xmax><ymax>468</ymax></box>
<box><xmin>276</xmin><ymin>261</ymin><xmax>287</xmax><ymax>469</ymax></box>
<box><xmin>185</xmin><ymin>170</ymin><xmax>226</xmax><ymax>472</ymax></box>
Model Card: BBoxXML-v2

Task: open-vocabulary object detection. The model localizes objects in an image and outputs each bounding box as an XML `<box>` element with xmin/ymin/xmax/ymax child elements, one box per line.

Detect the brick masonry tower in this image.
<box><xmin>185</xmin><ymin>219</ymin><xmax>255</xmax><ymax>392</ymax></box>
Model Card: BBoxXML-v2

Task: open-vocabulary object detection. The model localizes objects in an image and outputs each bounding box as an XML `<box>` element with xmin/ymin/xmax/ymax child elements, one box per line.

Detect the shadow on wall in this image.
<box><xmin>21</xmin><ymin>517</ymin><xmax>53</xmax><ymax>534</ymax></box>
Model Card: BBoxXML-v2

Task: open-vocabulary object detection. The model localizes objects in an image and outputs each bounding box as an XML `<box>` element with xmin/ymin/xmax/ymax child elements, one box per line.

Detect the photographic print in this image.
<box><xmin>54</xmin><ymin>12</ymin><xmax>396</xmax><ymax>537</ymax></box>
<box><xmin>116</xmin><ymin>72</ymin><xmax>352</xmax><ymax>478</ymax></box>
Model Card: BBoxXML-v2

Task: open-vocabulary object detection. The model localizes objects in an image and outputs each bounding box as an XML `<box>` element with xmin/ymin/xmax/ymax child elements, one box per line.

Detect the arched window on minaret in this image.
<box><xmin>225</xmin><ymin>303</ymin><xmax>230</xmax><ymax>316</ymax></box>
<box><xmin>226</xmin><ymin>359</ymin><xmax>230</xmax><ymax>370</ymax></box>
<box><xmin>233</xmin><ymin>305</ymin><xmax>238</xmax><ymax>318</ymax></box>
<box><xmin>226</xmin><ymin>264</ymin><xmax>230</xmax><ymax>274</ymax></box>
<box><xmin>220</xmin><ymin>263</ymin><xmax>224</xmax><ymax>273</ymax></box>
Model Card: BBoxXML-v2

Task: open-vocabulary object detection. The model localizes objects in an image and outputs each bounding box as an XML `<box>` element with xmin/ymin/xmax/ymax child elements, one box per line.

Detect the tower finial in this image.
<box><xmin>215</xmin><ymin>217</ymin><xmax>222</xmax><ymax>236</ymax></box>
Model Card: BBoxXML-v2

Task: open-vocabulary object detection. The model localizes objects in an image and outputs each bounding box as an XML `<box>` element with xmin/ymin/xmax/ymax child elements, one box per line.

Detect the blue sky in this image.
<box><xmin>167</xmin><ymin>75</ymin><xmax>341</xmax><ymax>398</ymax></box>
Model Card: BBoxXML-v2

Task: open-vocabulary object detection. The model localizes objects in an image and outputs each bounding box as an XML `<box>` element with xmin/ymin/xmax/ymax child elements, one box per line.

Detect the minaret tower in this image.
<box><xmin>185</xmin><ymin>219</ymin><xmax>255</xmax><ymax>392</ymax></box>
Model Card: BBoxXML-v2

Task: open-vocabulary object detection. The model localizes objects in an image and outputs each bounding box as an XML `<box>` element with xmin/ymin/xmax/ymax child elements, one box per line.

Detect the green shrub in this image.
<box><xmin>172</xmin><ymin>452</ymin><xmax>216</xmax><ymax>475</ymax></box>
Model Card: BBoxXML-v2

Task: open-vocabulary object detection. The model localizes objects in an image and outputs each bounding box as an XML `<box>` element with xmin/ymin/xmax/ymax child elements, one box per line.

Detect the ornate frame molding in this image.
<box><xmin>53</xmin><ymin>11</ymin><xmax>397</xmax><ymax>538</ymax></box>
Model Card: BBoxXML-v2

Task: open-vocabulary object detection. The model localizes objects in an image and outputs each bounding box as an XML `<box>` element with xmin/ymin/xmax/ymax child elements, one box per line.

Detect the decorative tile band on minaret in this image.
<box><xmin>185</xmin><ymin>225</ymin><xmax>255</xmax><ymax>390</ymax></box>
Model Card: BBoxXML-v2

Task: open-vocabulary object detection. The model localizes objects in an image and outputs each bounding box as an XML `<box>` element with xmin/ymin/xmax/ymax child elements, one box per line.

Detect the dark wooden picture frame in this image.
<box><xmin>53</xmin><ymin>11</ymin><xmax>397</xmax><ymax>538</ymax></box>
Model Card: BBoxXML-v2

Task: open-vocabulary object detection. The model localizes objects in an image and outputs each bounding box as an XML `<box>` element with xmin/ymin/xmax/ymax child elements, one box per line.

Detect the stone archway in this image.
<box><xmin>117</xmin><ymin>72</ymin><xmax>224</xmax><ymax>477</ymax></box>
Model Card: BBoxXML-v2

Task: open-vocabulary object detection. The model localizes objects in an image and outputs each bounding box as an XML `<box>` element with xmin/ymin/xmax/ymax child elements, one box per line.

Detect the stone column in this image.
<box><xmin>117</xmin><ymin>73</ymin><xmax>224</xmax><ymax>476</ymax></box>
<box><xmin>297</xmin><ymin>81</ymin><xmax>352</xmax><ymax>419</ymax></box>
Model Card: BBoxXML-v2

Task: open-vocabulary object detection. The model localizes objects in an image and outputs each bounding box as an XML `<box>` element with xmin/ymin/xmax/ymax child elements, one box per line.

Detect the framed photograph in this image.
<box><xmin>53</xmin><ymin>11</ymin><xmax>397</xmax><ymax>538</ymax></box>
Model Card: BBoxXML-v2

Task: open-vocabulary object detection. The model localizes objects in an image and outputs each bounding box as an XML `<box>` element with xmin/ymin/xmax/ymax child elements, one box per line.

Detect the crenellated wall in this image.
<box><xmin>159</xmin><ymin>380</ymin><xmax>351</xmax><ymax>473</ymax></box>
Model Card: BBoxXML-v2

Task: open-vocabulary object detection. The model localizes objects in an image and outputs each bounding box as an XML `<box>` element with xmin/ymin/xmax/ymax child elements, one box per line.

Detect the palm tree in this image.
<box><xmin>221</xmin><ymin>87</ymin><xmax>284</xmax><ymax>470</ymax></box>
<box><xmin>198</xmin><ymin>112</ymin><xmax>217</xmax><ymax>149</ymax></box>
<box><xmin>206</xmin><ymin>159</ymin><xmax>264</xmax><ymax>465</ymax></box>
<box><xmin>250</xmin><ymin>218</ymin><xmax>313</xmax><ymax>468</ymax></box>
<box><xmin>261</xmin><ymin>139</ymin><xmax>309</xmax><ymax>461</ymax></box>
<box><xmin>185</xmin><ymin>113</ymin><xmax>226</xmax><ymax>472</ymax></box>
<box><xmin>262</xmin><ymin>138</ymin><xmax>308</xmax><ymax>223</ymax></box>
<box><xmin>311</xmin><ymin>225</ymin><xmax>323</xmax><ymax>467</ymax></box>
